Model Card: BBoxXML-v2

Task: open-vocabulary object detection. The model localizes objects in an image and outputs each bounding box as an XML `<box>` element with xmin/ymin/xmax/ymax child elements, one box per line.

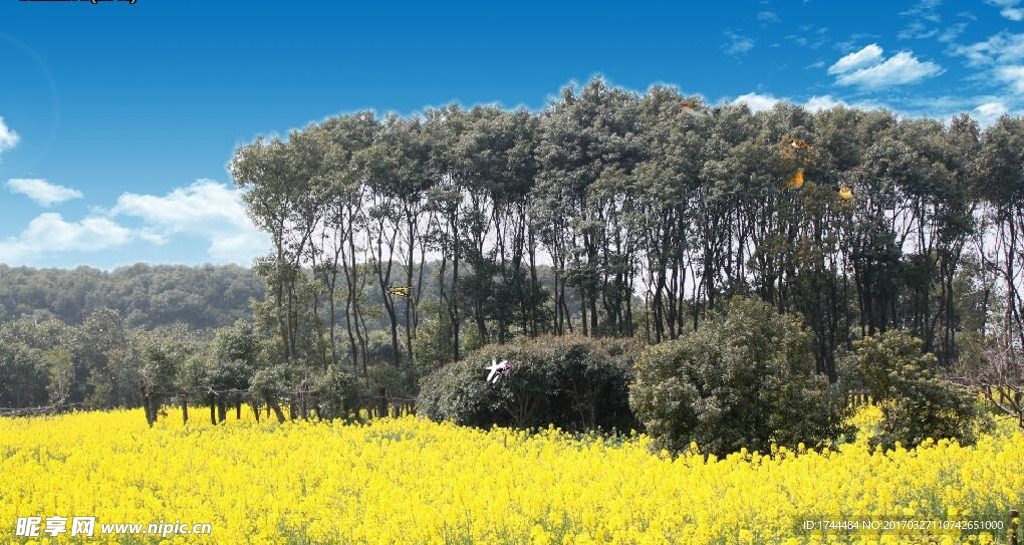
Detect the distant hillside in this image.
<box><xmin>0</xmin><ymin>261</ymin><xmax>583</xmax><ymax>332</ymax></box>
<box><xmin>0</xmin><ymin>263</ymin><xmax>263</xmax><ymax>329</ymax></box>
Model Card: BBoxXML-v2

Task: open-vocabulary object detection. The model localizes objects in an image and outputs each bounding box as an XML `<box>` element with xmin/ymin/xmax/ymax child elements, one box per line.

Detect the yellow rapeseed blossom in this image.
<box><xmin>0</xmin><ymin>407</ymin><xmax>1020</xmax><ymax>544</ymax></box>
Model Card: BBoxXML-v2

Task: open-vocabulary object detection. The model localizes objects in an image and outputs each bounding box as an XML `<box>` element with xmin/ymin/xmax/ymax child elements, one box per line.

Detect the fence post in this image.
<box><xmin>1010</xmin><ymin>509</ymin><xmax>1019</xmax><ymax>545</ymax></box>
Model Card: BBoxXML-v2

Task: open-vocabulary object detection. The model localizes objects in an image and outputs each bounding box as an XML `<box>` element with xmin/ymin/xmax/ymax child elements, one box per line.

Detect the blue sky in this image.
<box><xmin>0</xmin><ymin>0</ymin><xmax>1022</xmax><ymax>269</ymax></box>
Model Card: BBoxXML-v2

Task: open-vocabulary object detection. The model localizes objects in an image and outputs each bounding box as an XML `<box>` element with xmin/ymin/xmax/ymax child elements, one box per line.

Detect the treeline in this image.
<box><xmin>0</xmin><ymin>263</ymin><xmax>263</xmax><ymax>329</ymax></box>
<box><xmin>231</xmin><ymin>76</ymin><xmax>1023</xmax><ymax>395</ymax></box>
<box><xmin>0</xmin><ymin>308</ymin><xmax>305</xmax><ymax>423</ymax></box>
<box><xmin>5</xmin><ymin>77</ymin><xmax>1024</xmax><ymax>433</ymax></box>
<box><xmin>0</xmin><ymin>260</ymin><xmax>578</xmax><ymax>415</ymax></box>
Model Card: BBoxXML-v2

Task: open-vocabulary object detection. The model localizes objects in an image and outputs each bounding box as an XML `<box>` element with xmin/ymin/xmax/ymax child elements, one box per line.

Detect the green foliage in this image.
<box><xmin>0</xmin><ymin>342</ymin><xmax>49</xmax><ymax>406</ymax></box>
<box><xmin>630</xmin><ymin>296</ymin><xmax>845</xmax><ymax>457</ymax></box>
<box><xmin>44</xmin><ymin>348</ymin><xmax>73</xmax><ymax>405</ymax></box>
<box><xmin>365</xmin><ymin>329</ymin><xmax>400</xmax><ymax>367</ymax></box>
<box><xmin>0</xmin><ymin>263</ymin><xmax>262</xmax><ymax>330</ymax></box>
<box><xmin>7</xmin><ymin>79</ymin><xmax>1022</xmax><ymax>428</ymax></box>
<box><xmin>74</xmin><ymin>308</ymin><xmax>137</xmax><ymax>409</ymax></box>
<box><xmin>366</xmin><ymin>362</ymin><xmax>418</xmax><ymax>409</ymax></box>
<box><xmin>839</xmin><ymin>329</ymin><xmax>987</xmax><ymax>449</ymax></box>
<box><xmin>204</xmin><ymin>321</ymin><xmax>258</xmax><ymax>392</ymax></box>
<box><xmin>131</xmin><ymin>324</ymin><xmax>202</xmax><ymax>424</ymax></box>
<box><xmin>412</xmin><ymin>301</ymin><xmax>454</xmax><ymax>374</ymax></box>
<box><xmin>417</xmin><ymin>335</ymin><xmax>639</xmax><ymax>432</ymax></box>
<box><xmin>314</xmin><ymin>365</ymin><xmax>359</xmax><ymax>419</ymax></box>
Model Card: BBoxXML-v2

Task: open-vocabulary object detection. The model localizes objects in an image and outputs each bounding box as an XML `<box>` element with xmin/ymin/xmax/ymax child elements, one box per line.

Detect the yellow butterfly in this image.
<box><xmin>786</xmin><ymin>169</ymin><xmax>804</xmax><ymax>189</ymax></box>
<box><xmin>838</xmin><ymin>185</ymin><xmax>853</xmax><ymax>201</ymax></box>
<box><xmin>680</xmin><ymin>100</ymin><xmax>699</xmax><ymax>110</ymax></box>
<box><xmin>387</xmin><ymin>285</ymin><xmax>412</xmax><ymax>298</ymax></box>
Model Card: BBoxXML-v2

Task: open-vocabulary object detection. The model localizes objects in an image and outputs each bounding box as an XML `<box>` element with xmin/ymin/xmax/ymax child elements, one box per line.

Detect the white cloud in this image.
<box><xmin>938</xmin><ymin>23</ymin><xmax>969</xmax><ymax>43</ymax></box>
<box><xmin>757</xmin><ymin>10</ymin><xmax>780</xmax><ymax>23</ymax></box>
<box><xmin>0</xmin><ymin>213</ymin><xmax>133</xmax><ymax>265</ymax></box>
<box><xmin>898</xmin><ymin>22</ymin><xmax>940</xmax><ymax>40</ymax></box>
<box><xmin>988</xmin><ymin>0</ymin><xmax>1024</xmax><ymax>19</ymax></box>
<box><xmin>828</xmin><ymin>44</ymin><xmax>884</xmax><ymax>75</ymax></box>
<box><xmin>949</xmin><ymin>32</ymin><xmax>1024</xmax><ymax>97</ymax></box>
<box><xmin>722</xmin><ymin>31</ymin><xmax>755</xmax><ymax>56</ymax></box>
<box><xmin>209</xmin><ymin>232</ymin><xmax>268</xmax><ymax>263</ymax></box>
<box><xmin>111</xmin><ymin>179</ymin><xmax>268</xmax><ymax>264</ymax></box>
<box><xmin>951</xmin><ymin>32</ymin><xmax>1024</xmax><ymax>66</ymax></box>
<box><xmin>974</xmin><ymin>102</ymin><xmax>1009</xmax><ymax>127</ymax></box>
<box><xmin>137</xmin><ymin>229</ymin><xmax>169</xmax><ymax>245</ymax></box>
<box><xmin>804</xmin><ymin>95</ymin><xmax>848</xmax><ymax>111</ymax></box>
<box><xmin>0</xmin><ymin>117</ymin><xmax>18</xmax><ymax>153</ymax></box>
<box><xmin>1003</xmin><ymin>7</ymin><xmax>1024</xmax><ymax>20</ymax></box>
<box><xmin>898</xmin><ymin>0</ymin><xmax>943</xmax><ymax>40</ymax></box>
<box><xmin>732</xmin><ymin>92</ymin><xmax>781</xmax><ymax>113</ymax></box>
<box><xmin>900</xmin><ymin>0</ymin><xmax>943</xmax><ymax>21</ymax></box>
<box><xmin>834</xmin><ymin>51</ymin><xmax>943</xmax><ymax>89</ymax></box>
<box><xmin>995</xmin><ymin>65</ymin><xmax>1024</xmax><ymax>94</ymax></box>
<box><xmin>834</xmin><ymin>33</ymin><xmax>881</xmax><ymax>53</ymax></box>
<box><xmin>5</xmin><ymin>178</ymin><xmax>84</xmax><ymax>207</ymax></box>
<box><xmin>731</xmin><ymin>93</ymin><xmax>886</xmax><ymax>114</ymax></box>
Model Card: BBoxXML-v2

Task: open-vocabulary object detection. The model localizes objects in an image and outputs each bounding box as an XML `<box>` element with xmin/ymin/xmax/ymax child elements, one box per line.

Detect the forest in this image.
<box><xmin>0</xmin><ymin>263</ymin><xmax>263</xmax><ymax>329</ymax></box>
<box><xmin>231</xmin><ymin>77</ymin><xmax>1021</xmax><ymax>376</ymax></box>
<box><xmin>2</xmin><ymin>78</ymin><xmax>1023</xmax><ymax>444</ymax></box>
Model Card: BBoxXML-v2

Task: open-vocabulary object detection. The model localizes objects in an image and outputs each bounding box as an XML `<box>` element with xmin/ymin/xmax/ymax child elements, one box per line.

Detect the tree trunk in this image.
<box><xmin>377</xmin><ymin>386</ymin><xmax>388</xmax><ymax>419</ymax></box>
<box><xmin>143</xmin><ymin>393</ymin><xmax>155</xmax><ymax>427</ymax></box>
<box><xmin>452</xmin><ymin>214</ymin><xmax>461</xmax><ymax>362</ymax></box>
<box><xmin>264</xmin><ymin>394</ymin><xmax>286</xmax><ymax>424</ymax></box>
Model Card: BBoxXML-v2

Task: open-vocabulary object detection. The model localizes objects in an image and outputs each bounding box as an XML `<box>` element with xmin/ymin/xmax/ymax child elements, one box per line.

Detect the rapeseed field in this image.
<box><xmin>0</xmin><ymin>407</ymin><xmax>1020</xmax><ymax>545</ymax></box>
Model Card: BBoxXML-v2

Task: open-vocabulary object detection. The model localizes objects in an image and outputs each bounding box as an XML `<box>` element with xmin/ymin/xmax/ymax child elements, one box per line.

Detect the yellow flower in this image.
<box><xmin>1</xmin><ymin>408</ymin><xmax>1022</xmax><ymax>545</ymax></box>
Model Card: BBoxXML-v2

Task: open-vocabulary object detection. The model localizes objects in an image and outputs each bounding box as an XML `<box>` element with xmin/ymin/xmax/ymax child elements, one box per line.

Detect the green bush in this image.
<box><xmin>629</xmin><ymin>296</ymin><xmax>845</xmax><ymax>457</ymax></box>
<box><xmin>839</xmin><ymin>329</ymin><xmax>986</xmax><ymax>449</ymax></box>
<box><xmin>0</xmin><ymin>342</ymin><xmax>50</xmax><ymax>407</ymax></box>
<box><xmin>417</xmin><ymin>335</ymin><xmax>640</xmax><ymax>432</ymax></box>
<box><xmin>314</xmin><ymin>364</ymin><xmax>359</xmax><ymax>420</ymax></box>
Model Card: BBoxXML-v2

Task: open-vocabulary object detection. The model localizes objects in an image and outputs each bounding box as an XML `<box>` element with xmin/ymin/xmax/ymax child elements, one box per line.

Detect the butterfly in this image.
<box><xmin>790</xmin><ymin>138</ymin><xmax>811</xmax><ymax>151</ymax></box>
<box><xmin>387</xmin><ymin>285</ymin><xmax>412</xmax><ymax>298</ymax></box>
<box><xmin>786</xmin><ymin>169</ymin><xmax>805</xmax><ymax>190</ymax></box>
<box><xmin>680</xmin><ymin>100</ymin><xmax>700</xmax><ymax>110</ymax></box>
<box><xmin>838</xmin><ymin>185</ymin><xmax>853</xmax><ymax>201</ymax></box>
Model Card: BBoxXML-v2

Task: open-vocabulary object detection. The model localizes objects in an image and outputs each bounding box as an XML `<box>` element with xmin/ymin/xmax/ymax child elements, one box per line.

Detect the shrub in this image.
<box><xmin>839</xmin><ymin>329</ymin><xmax>986</xmax><ymax>449</ymax></box>
<box><xmin>417</xmin><ymin>335</ymin><xmax>640</xmax><ymax>432</ymax></box>
<box><xmin>313</xmin><ymin>364</ymin><xmax>359</xmax><ymax>420</ymax></box>
<box><xmin>629</xmin><ymin>296</ymin><xmax>845</xmax><ymax>457</ymax></box>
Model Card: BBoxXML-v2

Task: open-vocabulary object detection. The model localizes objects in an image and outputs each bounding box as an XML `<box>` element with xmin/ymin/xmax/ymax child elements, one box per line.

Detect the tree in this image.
<box><xmin>536</xmin><ymin>77</ymin><xmax>644</xmax><ymax>337</ymax></box>
<box><xmin>133</xmin><ymin>325</ymin><xmax>197</xmax><ymax>426</ymax></box>
<box><xmin>0</xmin><ymin>342</ymin><xmax>49</xmax><ymax>407</ymax></box>
<box><xmin>0</xmin><ymin>264</ymin><xmax>261</xmax><ymax>329</ymax></box>
<box><xmin>839</xmin><ymin>329</ymin><xmax>985</xmax><ymax>449</ymax></box>
<box><xmin>72</xmin><ymin>308</ymin><xmax>135</xmax><ymax>408</ymax></box>
<box><xmin>977</xmin><ymin>116</ymin><xmax>1024</xmax><ymax>359</ymax></box>
<box><xmin>633</xmin><ymin>86</ymin><xmax>707</xmax><ymax>342</ymax></box>
<box><xmin>630</xmin><ymin>296</ymin><xmax>844</xmax><ymax>456</ymax></box>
